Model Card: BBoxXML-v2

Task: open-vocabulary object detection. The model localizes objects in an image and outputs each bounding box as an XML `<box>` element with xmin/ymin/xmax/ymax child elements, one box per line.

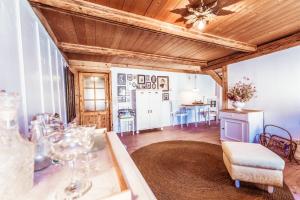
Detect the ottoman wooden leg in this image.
<box><xmin>235</xmin><ymin>180</ymin><xmax>240</xmax><ymax>188</ymax></box>
<box><xmin>267</xmin><ymin>186</ymin><xmax>274</xmax><ymax>194</ymax></box>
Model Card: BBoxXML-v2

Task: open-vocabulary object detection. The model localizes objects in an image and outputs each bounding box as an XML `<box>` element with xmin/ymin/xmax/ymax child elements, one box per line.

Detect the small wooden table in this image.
<box><xmin>181</xmin><ymin>103</ymin><xmax>211</xmax><ymax>126</ymax></box>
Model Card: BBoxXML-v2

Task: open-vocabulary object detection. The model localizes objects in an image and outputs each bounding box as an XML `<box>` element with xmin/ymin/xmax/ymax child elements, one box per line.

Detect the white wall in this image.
<box><xmin>228</xmin><ymin>46</ymin><xmax>300</xmax><ymax>140</ymax></box>
<box><xmin>0</xmin><ymin>0</ymin><xmax>67</xmax><ymax>134</ymax></box>
<box><xmin>111</xmin><ymin>67</ymin><xmax>216</xmax><ymax>132</ymax></box>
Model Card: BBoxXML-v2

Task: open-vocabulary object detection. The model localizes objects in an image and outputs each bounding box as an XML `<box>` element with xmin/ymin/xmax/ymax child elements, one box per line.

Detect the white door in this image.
<box><xmin>136</xmin><ymin>90</ymin><xmax>150</xmax><ymax>131</ymax></box>
<box><xmin>149</xmin><ymin>91</ymin><xmax>162</xmax><ymax>129</ymax></box>
<box><xmin>222</xmin><ymin>119</ymin><xmax>248</xmax><ymax>142</ymax></box>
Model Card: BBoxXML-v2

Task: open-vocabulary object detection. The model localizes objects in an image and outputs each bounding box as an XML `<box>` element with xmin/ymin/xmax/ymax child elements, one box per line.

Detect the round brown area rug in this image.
<box><xmin>131</xmin><ymin>141</ymin><xmax>294</xmax><ymax>200</ymax></box>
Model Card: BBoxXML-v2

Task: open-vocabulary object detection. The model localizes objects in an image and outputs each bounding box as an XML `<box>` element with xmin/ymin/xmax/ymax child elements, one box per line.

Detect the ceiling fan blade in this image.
<box><xmin>186</xmin><ymin>17</ymin><xmax>198</xmax><ymax>24</ymax></box>
<box><xmin>184</xmin><ymin>14</ymin><xmax>197</xmax><ymax>20</ymax></box>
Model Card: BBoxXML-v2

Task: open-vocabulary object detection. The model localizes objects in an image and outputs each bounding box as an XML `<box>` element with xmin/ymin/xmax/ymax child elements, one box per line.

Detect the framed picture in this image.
<box><xmin>162</xmin><ymin>93</ymin><xmax>169</xmax><ymax>101</ymax></box>
<box><xmin>117</xmin><ymin>86</ymin><xmax>126</xmax><ymax>96</ymax></box>
<box><xmin>137</xmin><ymin>75</ymin><xmax>145</xmax><ymax>84</ymax></box>
<box><xmin>133</xmin><ymin>75</ymin><xmax>137</xmax><ymax>80</ymax></box>
<box><xmin>152</xmin><ymin>83</ymin><xmax>156</xmax><ymax>89</ymax></box>
<box><xmin>145</xmin><ymin>75</ymin><xmax>150</xmax><ymax>82</ymax></box>
<box><xmin>117</xmin><ymin>73</ymin><xmax>126</xmax><ymax>85</ymax></box>
<box><xmin>157</xmin><ymin>76</ymin><xmax>169</xmax><ymax>91</ymax></box>
<box><xmin>127</xmin><ymin>74</ymin><xmax>133</xmax><ymax>81</ymax></box>
<box><xmin>132</xmin><ymin>82</ymin><xmax>137</xmax><ymax>88</ymax></box>
<box><xmin>146</xmin><ymin>82</ymin><xmax>151</xmax><ymax>89</ymax></box>
<box><xmin>151</xmin><ymin>75</ymin><xmax>156</xmax><ymax>83</ymax></box>
<box><xmin>118</xmin><ymin>96</ymin><xmax>126</xmax><ymax>103</ymax></box>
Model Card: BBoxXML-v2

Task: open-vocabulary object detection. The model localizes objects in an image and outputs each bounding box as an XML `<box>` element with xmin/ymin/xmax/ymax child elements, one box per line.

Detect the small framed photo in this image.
<box><xmin>146</xmin><ymin>82</ymin><xmax>151</xmax><ymax>89</ymax></box>
<box><xmin>127</xmin><ymin>74</ymin><xmax>133</xmax><ymax>81</ymax></box>
<box><xmin>157</xmin><ymin>76</ymin><xmax>169</xmax><ymax>91</ymax></box>
<box><xmin>145</xmin><ymin>75</ymin><xmax>150</xmax><ymax>82</ymax></box>
<box><xmin>162</xmin><ymin>93</ymin><xmax>169</xmax><ymax>101</ymax></box>
<box><xmin>118</xmin><ymin>96</ymin><xmax>126</xmax><ymax>103</ymax></box>
<box><xmin>151</xmin><ymin>75</ymin><xmax>156</xmax><ymax>83</ymax></box>
<box><xmin>138</xmin><ymin>75</ymin><xmax>145</xmax><ymax>84</ymax></box>
<box><xmin>117</xmin><ymin>73</ymin><xmax>126</xmax><ymax>85</ymax></box>
<box><xmin>117</xmin><ymin>86</ymin><xmax>126</xmax><ymax>96</ymax></box>
<box><xmin>132</xmin><ymin>82</ymin><xmax>137</xmax><ymax>88</ymax></box>
<box><xmin>152</xmin><ymin>83</ymin><xmax>156</xmax><ymax>89</ymax></box>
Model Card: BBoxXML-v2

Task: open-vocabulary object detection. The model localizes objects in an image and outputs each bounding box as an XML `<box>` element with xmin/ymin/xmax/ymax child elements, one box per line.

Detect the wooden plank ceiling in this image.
<box><xmin>30</xmin><ymin>0</ymin><xmax>300</xmax><ymax>72</ymax></box>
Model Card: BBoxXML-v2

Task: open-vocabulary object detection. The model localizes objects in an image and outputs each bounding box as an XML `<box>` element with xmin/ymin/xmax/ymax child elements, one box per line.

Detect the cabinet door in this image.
<box><xmin>148</xmin><ymin>91</ymin><xmax>162</xmax><ymax>129</ymax></box>
<box><xmin>221</xmin><ymin>119</ymin><xmax>248</xmax><ymax>142</ymax></box>
<box><xmin>136</xmin><ymin>90</ymin><xmax>150</xmax><ymax>130</ymax></box>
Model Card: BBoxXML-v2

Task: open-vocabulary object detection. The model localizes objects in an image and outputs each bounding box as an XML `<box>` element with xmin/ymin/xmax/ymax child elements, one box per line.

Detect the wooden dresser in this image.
<box><xmin>219</xmin><ymin>109</ymin><xmax>264</xmax><ymax>143</ymax></box>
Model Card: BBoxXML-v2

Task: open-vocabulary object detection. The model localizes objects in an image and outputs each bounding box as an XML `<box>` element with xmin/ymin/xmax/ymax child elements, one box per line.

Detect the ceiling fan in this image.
<box><xmin>172</xmin><ymin>0</ymin><xmax>235</xmax><ymax>30</ymax></box>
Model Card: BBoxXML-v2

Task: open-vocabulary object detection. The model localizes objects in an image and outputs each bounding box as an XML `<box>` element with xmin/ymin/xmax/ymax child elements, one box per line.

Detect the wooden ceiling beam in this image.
<box><xmin>203</xmin><ymin>32</ymin><xmax>300</xmax><ymax>71</ymax></box>
<box><xmin>69</xmin><ymin>60</ymin><xmax>205</xmax><ymax>74</ymax></box>
<box><xmin>29</xmin><ymin>0</ymin><xmax>257</xmax><ymax>52</ymax></box>
<box><xmin>59</xmin><ymin>42</ymin><xmax>207</xmax><ymax>68</ymax></box>
<box><xmin>205</xmin><ymin>70</ymin><xmax>222</xmax><ymax>87</ymax></box>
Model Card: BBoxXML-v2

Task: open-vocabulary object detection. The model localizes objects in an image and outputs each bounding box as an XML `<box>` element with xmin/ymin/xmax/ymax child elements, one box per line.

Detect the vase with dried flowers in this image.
<box><xmin>227</xmin><ymin>77</ymin><xmax>256</xmax><ymax>111</ymax></box>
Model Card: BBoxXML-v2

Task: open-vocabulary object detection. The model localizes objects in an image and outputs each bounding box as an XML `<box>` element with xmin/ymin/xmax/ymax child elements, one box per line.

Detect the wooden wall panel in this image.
<box><xmin>65</xmin><ymin>67</ymin><xmax>76</xmax><ymax>122</ymax></box>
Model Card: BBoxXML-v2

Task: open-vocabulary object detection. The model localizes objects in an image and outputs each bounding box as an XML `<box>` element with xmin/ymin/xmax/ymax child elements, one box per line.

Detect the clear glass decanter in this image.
<box><xmin>0</xmin><ymin>91</ymin><xmax>34</xmax><ymax>200</ymax></box>
<box><xmin>0</xmin><ymin>91</ymin><xmax>22</xmax><ymax>145</ymax></box>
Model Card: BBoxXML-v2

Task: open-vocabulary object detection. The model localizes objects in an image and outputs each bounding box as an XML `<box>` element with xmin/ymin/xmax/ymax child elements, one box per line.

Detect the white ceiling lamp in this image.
<box><xmin>192</xmin><ymin>74</ymin><xmax>199</xmax><ymax>92</ymax></box>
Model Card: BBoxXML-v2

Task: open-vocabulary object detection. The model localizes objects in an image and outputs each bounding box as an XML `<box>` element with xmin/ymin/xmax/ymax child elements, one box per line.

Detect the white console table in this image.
<box><xmin>220</xmin><ymin>109</ymin><xmax>264</xmax><ymax>143</ymax></box>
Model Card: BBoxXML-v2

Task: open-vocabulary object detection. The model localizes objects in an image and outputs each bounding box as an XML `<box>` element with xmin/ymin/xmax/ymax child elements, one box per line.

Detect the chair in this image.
<box><xmin>199</xmin><ymin>99</ymin><xmax>218</xmax><ymax>125</ymax></box>
<box><xmin>175</xmin><ymin>107</ymin><xmax>189</xmax><ymax>128</ymax></box>
<box><xmin>118</xmin><ymin>109</ymin><xmax>135</xmax><ymax>136</ymax></box>
<box><xmin>170</xmin><ymin>101</ymin><xmax>189</xmax><ymax>128</ymax></box>
<box><xmin>207</xmin><ymin>99</ymin><xmax>219</xmax><ymax>123</ymax></box>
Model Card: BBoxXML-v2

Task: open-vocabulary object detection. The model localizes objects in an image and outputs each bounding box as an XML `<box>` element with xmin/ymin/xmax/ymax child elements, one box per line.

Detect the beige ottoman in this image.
<box><xmin>222</xmin><ymin>142</ymin><xmax>285</xmax><ymax>193</ymax></box>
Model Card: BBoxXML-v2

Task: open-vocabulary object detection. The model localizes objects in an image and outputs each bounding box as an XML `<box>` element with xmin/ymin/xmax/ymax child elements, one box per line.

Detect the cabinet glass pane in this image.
<box><xmin>96</xmin><ymin>100</ymin><xmax>105</xmax><ymax>111</ymax></box>
<box><xmin>95</xmin><ymin>89</ymin><xmax>105</xmax><ymax>99</ymax></box>
<box><xmin>84</xmin><ymin>89</ymin><xmax>94</xmax><ymax>100</ymax></box>
<box><xmin>84</xmin><ymin>77</ymin><xmax>94</xmax><ymax>88</ymax></box>
<box><xmin>84</xmin><ymin>101</ymin><xmax>95</xmax><ymax>111</ymax></box>
<box><xmin>95</xmin><ymin>77</ymin><xmax>105</xmax><ymax>88</ymax></box>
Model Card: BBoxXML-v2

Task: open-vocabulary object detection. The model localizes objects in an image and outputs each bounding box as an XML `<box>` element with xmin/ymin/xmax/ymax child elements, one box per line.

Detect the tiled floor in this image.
<box><xmin>119</xmin><ymin>123</ymin><xmax>300</xmax><ymax>199</ymax></box>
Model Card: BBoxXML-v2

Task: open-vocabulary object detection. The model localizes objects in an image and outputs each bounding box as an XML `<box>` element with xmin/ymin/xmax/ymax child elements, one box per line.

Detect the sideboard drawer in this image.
<box><xmin>219</xmin><ymin>112</ymin><xmax>248</xmax><ymax>121</ymax></box>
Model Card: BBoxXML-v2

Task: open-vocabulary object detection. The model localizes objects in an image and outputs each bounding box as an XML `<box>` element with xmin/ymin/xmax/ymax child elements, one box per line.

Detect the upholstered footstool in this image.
<box><xmin>222</xmin><ymin>141</ymin><xmax>285</xmax><ymax>193</ymax></box>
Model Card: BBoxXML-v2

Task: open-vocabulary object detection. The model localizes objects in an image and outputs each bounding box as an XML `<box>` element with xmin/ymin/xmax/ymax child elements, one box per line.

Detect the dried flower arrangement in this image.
<box><xmin>227</xmin><ymin>77</ymin><xmax>256</xmax><ymax>103</ymax></box>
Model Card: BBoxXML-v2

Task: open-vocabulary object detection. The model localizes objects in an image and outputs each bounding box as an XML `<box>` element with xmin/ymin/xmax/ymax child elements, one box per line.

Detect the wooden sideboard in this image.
<box><xmin>220</xmin><ymin>109</ymin><xmax>264</xmax><ymax>143</ymax></box>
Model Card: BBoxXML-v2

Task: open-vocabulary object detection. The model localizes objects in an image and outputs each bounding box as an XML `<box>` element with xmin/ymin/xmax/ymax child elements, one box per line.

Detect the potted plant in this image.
<box><xmin>227</xmin><ymin>77</ymin><xmax>256</xmax><ymax>111</ymax></box>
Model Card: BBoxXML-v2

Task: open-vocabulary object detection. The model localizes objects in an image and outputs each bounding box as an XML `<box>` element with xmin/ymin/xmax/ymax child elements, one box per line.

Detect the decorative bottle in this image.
<box><xmin>0</xmin><ymin>91</ymin><xmax>34</xmax><ymax>199</ymax></box>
